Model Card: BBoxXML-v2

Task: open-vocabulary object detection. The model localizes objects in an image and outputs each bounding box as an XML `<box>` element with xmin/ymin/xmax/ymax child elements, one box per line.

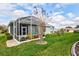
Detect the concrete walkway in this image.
<box><xmin>6</xmin><ymin>39</ymin><xmax>20</xmax><ymax>47</ymax></box>
<box><xmin>6</xmin><ymin>38</ymin><xmax>41</xmax><ymax>47</ymax></box>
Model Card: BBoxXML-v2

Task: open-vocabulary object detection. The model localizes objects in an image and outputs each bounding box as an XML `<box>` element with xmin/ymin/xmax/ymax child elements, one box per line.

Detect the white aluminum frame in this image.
<box><xmin>21</xmin><ymin>26</ymin><xmax>27</xmax><ymax>36</ymax></box>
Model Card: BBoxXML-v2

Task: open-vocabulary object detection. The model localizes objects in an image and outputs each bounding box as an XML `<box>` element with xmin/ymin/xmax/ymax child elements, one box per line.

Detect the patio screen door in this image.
<box><xmin>22</xmin><ymin>26</ymin><xmax>27</xmax><ymax>35</ymax></box>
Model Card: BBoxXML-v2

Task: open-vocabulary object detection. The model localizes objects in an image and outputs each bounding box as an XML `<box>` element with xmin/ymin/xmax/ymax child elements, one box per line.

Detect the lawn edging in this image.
<box><xmin>71</xmin><ymin>41</ymin><xmax>79</xmax><ymax>56</ymax></box>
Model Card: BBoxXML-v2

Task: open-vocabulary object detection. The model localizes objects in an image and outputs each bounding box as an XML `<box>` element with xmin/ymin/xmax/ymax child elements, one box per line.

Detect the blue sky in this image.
<box><xmin>0</xmin><ymin>3</ymin><xmax>79</xmax><ymax>28</ymax></box>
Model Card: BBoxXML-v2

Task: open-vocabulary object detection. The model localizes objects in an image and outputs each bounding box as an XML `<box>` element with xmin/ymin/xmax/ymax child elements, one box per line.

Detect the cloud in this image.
<box><xmin>60</xmin><ymin>20</ymin><xmax>75</xmax><ymax>26</ymax></box>
<box><xmin>0</xmin><ymin>19</ymin><xmax>10</xmax><ymax>25</ymax></box>
<box><xmin>15</xmin><ymin>3</ymin><xmax>46</xmax><ymax>11</ymax></box>
<box><xmin>67</xmin><ymin>12</ymin><xmax>76</xmax><ymax>18</ymax></box>
<box><xmin>12</xmin><ymin>10</ymin><xmax>29</xmax><ymax>20</ymax></box>
<box><xmin>13</xmin><ymin>10</ymin><xmax>27</xmax><ymax>16</ymax></box>
<box><xmin>47</xmin><ymin>13</ymin><xmax>77</xmax><ymax>28</ymax></box>
<box><xmin>73</xmin><ymin>17</ymin><xmax>79</xmax><ymax>22</ymax></box>
<box><xmin>0</xmin><ymin>9</ymin><xmax>29</xmax><ymax>25</ymax></box>
<box><xmin>52</xmin><ymin>11</ymin><xmax>64</xmax><ymax>16</ymax></box>
<box><xmin>55</xmin><ymin>3</ymin><xmax>72</xmax><ymax>9</ymax></box>
<box><xmin>72</xmin><ymin>17</ymin><xmax>79</xmax><ymax>25</ymax></box>
<box><xmin>0</xmin><ymin>3</ymin><xmax>78</xmax><ymax>28</ymax></box>
<box><xmin>0</xmin><ymin>4</ymin><xmax>16</xmax><ymax>24</ymax></box>
<box><xmin>16</xmin><ymin>3</ymin><xmax>33</xmax><ymax>10</ymax></box>
<box><xmin>0</xmin><ymin>3</ymin><xmax>16</xmax><ymax>11</ymax></box>
<box><xmin>47</xmin><ymin>14</ymin><xmax>66</xmax><ymax>29</ymax></box>
<box><xmin>0</xmin><ymin>3</ymin><xmax>17</xmax><ymax>16</ymax></box>
<box><xmin>55</xmin><ymin>4</ymin><xmax>61</xmax><ymax>8</ymax></box>
<box><xmin>0</xmin><ymin>3</ymin><xmax>31</xmax><ymax>24</ymax></box>
<box><xmin>49</xmin><ymin>14</ymin><xmax>66</xmax><ymax>23</ymax></box>
<box><xmin>49</xmin><ymin>20</ymin><xmax>75</xmax><ymax>29</ymax></box>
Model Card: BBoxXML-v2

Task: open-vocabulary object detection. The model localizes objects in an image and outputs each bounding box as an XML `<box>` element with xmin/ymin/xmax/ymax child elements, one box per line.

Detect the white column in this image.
<box><xmin>31</xmin><ymin>16</ymin><xmax>32</xmax><ymax>39</ymax></box>
<box><xmin>18</xmin><ymin>19</ymin><xmax>20</xmax><ymax>41</ymax></box>
<box><xmin>13</xmin><ymin>21</ymin><xmax>15</xmax><ymax>39</ymax></box>
<box><xmin>16</xmin><ymin>21</ymin><xmax>17</xmax><ymax>39</ymax></box>
<box><xmin>8</xmin><ymin>26</ymin><xmax>10</xmax><ymax>34</ymax></box>
<box><xmin>38</xmin><ymin>16</ymin><xmax>41</xmax><ymax>38</ymax></box>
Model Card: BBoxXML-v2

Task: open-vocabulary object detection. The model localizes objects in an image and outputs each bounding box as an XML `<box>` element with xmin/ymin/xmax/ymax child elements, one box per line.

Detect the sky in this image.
<box><xmin>0</xmin><ymin>3</ymin><xmax>79</xmax><ymax>29</ymax></box>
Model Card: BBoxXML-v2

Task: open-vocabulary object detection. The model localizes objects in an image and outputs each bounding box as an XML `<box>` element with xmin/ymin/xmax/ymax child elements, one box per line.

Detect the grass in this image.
<box><xmin>0</xmin><ymin>33</ymin><xmax>79</xmax><ymax>56</ymax></box>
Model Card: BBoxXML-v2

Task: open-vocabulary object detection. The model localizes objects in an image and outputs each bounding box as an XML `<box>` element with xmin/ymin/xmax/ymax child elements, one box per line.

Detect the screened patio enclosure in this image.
<box><xmin>8</xmin><ymin>16</ymin><xmax>39</xmax><ymax>42</ymax></box>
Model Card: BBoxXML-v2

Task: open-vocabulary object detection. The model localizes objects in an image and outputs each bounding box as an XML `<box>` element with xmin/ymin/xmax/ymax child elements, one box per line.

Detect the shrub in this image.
<box><xmin>5</xmin><ymin>33</ymin><xmax>13</xmax><ymax>40</ymax></box>
<box><xmin>74</xmin><ymin>30</ymin><xmax>79</xmax><ymax>33</ymax></box>
<box><xmin>20</xmin><ymin>37</ymin><xmax>26</xmax><ymax>41</ymax></box>
<box><xmin>26</xmin><ymin>33</ymin><xmax>34</xmax><ymax>39</ymax></box>
<box><xmin>34</xmin><ymin>35</ymin><xmax>39</xmax><ymax>38</ymax></box>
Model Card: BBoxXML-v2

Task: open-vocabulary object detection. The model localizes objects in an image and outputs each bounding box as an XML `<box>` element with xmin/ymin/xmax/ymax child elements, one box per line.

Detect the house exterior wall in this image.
<box><xmin>65</xmin><ymin>28</ymin><xmax>74</xmax><ymax>33</ymax></box>
<box><xmin>45</xmin><ymin>26</ymin><xmax>54</xmax><ymax>34</ymax></box>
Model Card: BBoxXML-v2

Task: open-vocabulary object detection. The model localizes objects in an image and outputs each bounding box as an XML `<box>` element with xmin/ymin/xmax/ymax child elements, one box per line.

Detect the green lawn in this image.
<box><xmin>0</xmin><ymin>33</ymin><xmax>79</xmax><ymax>56</ymax></box>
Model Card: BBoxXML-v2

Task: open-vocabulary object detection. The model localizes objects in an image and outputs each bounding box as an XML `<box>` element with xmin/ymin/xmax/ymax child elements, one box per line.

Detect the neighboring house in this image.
<box><xmin>8</xmin><ymin>16</ymin><xmax>54</xmax><ymax>42</ymax></box>
<box><xmin>45</xmin><ymin>23</ymin><xmax>54</xmax><ymax>35</ymax></box>
<box><xmin>74</xmin><ymin>25</ymin><xmax>79</xmax><ymax>32</ymax></box>
<box><xmin>64</xmin><ymin>26</ymin><xmax>74</xmax><ymax>32</ymax></box>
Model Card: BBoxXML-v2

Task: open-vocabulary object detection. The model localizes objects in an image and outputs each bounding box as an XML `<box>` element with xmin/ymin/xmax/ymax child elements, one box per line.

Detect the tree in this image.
<box><xmin>0</xmin><ymin>25</ymin><xmax>8</xmax><ymax>33</ymax></box>
<box><xmin>60</xmin><ymin>28</ymin><xmax>64</xmax><ymax>35</ymax></box>
<box><xmin>75</xmin><ymin>25</ymin><xmax>79</xmax><ymax>28</ymax></box>
<box><xmin>33</xmin><ymin>6</ymin><xmax>47</xmax><ymax>45</ymax></box>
